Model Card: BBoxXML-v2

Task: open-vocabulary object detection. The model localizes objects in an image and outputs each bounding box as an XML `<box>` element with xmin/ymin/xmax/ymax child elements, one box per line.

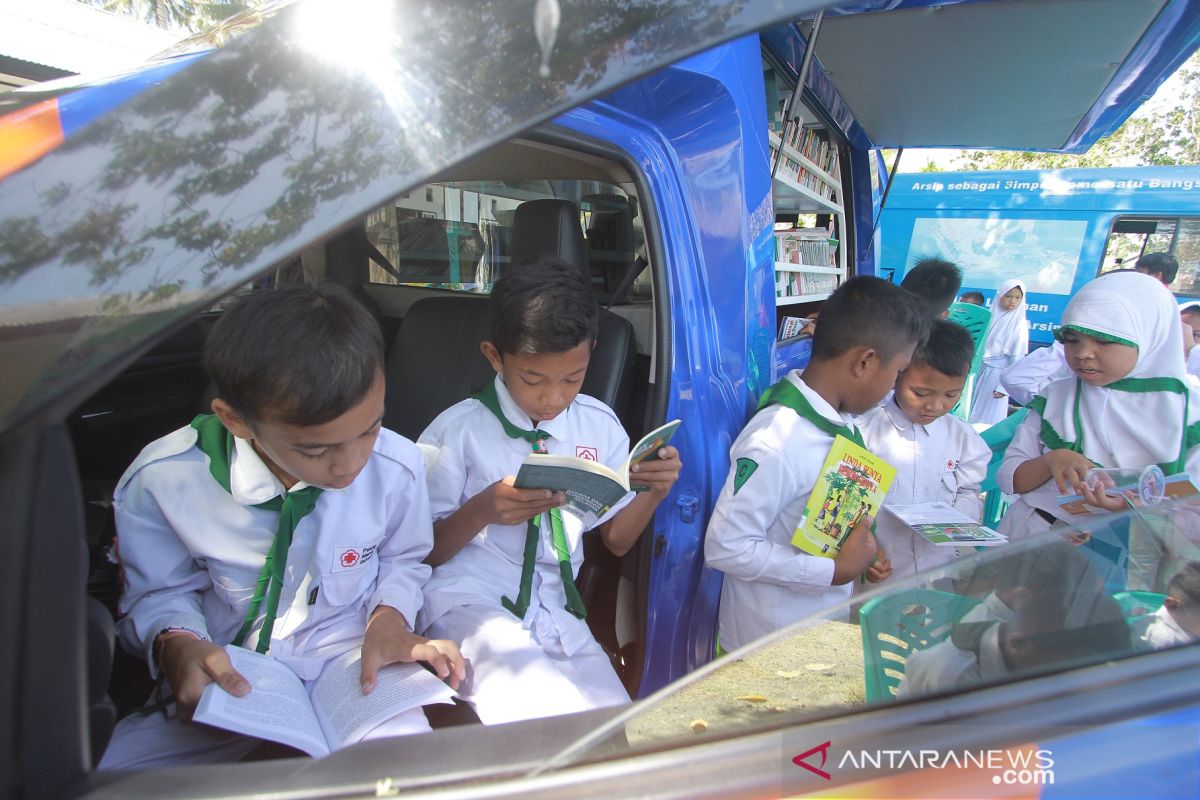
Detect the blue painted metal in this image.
<box><xmin>881</xmin><ymin>166</ymin><xmax>1200</xmax><ymax>344</ymax></box>
<box><xmin>558</xmin><ymin>34</ymin><xmax>776</xmax><ymax>694</ymax></box>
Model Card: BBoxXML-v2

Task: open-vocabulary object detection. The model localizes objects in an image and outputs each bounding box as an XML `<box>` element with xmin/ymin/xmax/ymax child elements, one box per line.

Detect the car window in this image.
<box><xmin>534</xmin><ymin>496</ymin><xmax>1200</xmax><ymax>772</ymax></box>
<box><xmin>364</xmin><ymin>180</ymin><xmax>647</xmax><ymax>301</ymax></box>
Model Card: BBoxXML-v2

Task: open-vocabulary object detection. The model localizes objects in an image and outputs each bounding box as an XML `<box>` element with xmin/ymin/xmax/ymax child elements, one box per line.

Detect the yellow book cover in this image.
<box><xmin>791</xmin><ymin>435</ymin><xmax>896</xmax><ymax>558</ymax></box>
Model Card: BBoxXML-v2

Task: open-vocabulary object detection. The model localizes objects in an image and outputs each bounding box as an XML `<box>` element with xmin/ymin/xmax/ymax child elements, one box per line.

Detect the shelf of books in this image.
<box><xmin>774</xmin><ymin>228</ymin><xmax>844</xmax><ymax>308</ymax></box>
<box><xmin>768</xmin><ymin>130</ymin><xmax>841</xmax><ymax>215</ymax></box>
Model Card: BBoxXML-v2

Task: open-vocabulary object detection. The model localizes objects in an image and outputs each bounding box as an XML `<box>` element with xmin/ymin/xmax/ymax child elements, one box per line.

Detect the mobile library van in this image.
<box><xmin>3</xmin><ymin>1</ymin><xmax>1200</xmax><ymax>797</ymax></box>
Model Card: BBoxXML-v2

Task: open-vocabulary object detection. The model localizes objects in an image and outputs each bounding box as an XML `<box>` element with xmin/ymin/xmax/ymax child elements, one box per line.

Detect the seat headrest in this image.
<box><xmin>511</xmin><ymin>199</ymin><xmax>589</xmax><ymax>278</ymax></box>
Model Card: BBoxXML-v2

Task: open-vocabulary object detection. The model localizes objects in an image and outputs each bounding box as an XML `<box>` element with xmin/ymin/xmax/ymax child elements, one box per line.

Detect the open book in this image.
<box><xmin>792</xmin><ymin>435</ymin><xmax>895</xmax><ymax>558</ymax></box>
<box><xmin>514</xmin><ymin>419</ymin><xmax>681</xmax><ymax>527</ymax></box>
<box><xmin>884</xmin><ymin>501</ymin><xmax>1007</xmax><ymax>546</ymax></box>
<box><xmin>1059</xmin><ymin>471</ymin><xmax>1199</xmax><ymax>515</ymax></box>
<box><xmin>193</xmin><ymin>645</ymin><xmax>455</xmax><ymax>757</ymax></box>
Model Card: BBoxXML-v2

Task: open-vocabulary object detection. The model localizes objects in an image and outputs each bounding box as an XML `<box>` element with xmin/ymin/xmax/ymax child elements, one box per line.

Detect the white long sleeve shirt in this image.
<box><xmin>114</xmin><ymin>426</ymin><xmax>433</xmax><ymax>681</ymax></box>
<box><xmin>417</xmin><ymin>376</ymin><xmax>631</xmax><ymax>657</ymax></box>
<box><xmin>858</xmin><ymin>398</ymin><xmax>991</xmax><ymax>581</ymax></box>
<box><xmin>704</xmin><ymin>370</ymin><xmax>850</xmax><ymax>651</ymax></box>
<box><xmin>1000</xmin><ymin>343</ymin><xmax>1071</xmax><ymax>406</ymax></box>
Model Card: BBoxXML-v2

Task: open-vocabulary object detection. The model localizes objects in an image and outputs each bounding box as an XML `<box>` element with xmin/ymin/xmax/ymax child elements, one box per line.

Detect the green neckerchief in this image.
<box><xmin>758</xmin><ymin>378</ymin><xmax>878</xmax><ymax>548</ymax></box>
<box><xmin>191</xmin><ymin>414</ymin><xmax>323</xmax><ymax>653</ymax></box>
<box><xmin>473</xmin><ymin>381</ymin><xmax>586</xmax><ymax>620</ymax></box>
<box><xmin>756</xmin><ymin>378</ymin><xmax>866</xmax><ymax>448</ymax></box>
<box><xmin>1028</xmin><ymin>378</ymin><xmax>1195</xmax><ymax>475</ymax></box>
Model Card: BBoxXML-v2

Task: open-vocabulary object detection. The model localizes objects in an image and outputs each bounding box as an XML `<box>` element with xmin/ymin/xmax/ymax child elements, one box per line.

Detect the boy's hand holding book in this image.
<box><xmin>361</xmin><ymin>605</ymin><xmax>465</xmax><ymax>693</ymax></box>
<box><xmin>863</xmin><ymin>544</ymin><xmax>892</xmax><ymax>584</ymax></box>
<box><xmin>627</xmin><ymin>445</ymin><xmax>682</xmax><ymax>498</ymax></box>
<box><xmin>472</xmin><ymin>476</ymin><xmax>567</xmax><ymax>526</ymax></box>
<box><xmin>158</xmin><ymin>633</ymin><xmax>250</xmax><ymax>722</ymax></box>
<box><xmin>831</xmin><ymin>516</ymin><xmax>877</xmax><ymax>585</ymax></box>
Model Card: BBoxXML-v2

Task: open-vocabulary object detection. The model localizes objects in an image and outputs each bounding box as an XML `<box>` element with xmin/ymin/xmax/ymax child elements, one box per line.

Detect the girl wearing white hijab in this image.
<box><xmin>996</xmin><ymin>271</ymin><xmax>1200</xmax><ymax>543</ymax></box>
<box><xmin>970</xmin><ymin>279</ymin><xmax>1029</xmax><ymax>425</ymax></box>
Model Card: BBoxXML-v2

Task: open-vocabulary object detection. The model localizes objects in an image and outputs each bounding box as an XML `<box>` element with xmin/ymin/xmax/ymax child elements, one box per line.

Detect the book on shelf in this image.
<box><xmin>776</xmin><ymin>271</ymin><xmax>839</xmax><ymax>299</ymax></box>
<box><xmin>514</xmin><ymin>419</ymin><xmax>682</xmax><ymax>527</ymax></box>
<box><xmin>774</xmin><ymin>231</ymin><xmax>838</xmax><ymax>267</ymax></box>
<box><xmin>792</xmin><ymin>436</ymin><xmax>895</xmax><ymax>558</ymax></box>
<box><xmin>883</xmin><ymin>501</ymin><xmax>1007</xmax><ymax>546</ymax></box>
<box><xmin>778</xmin><ymin>316</ymin><xmax>810</xmax><ymax>339</ymax></box>
<box><xmin>192</xmin><ymin>646</ymin><xmax>455</xmax><ymax>758</ymax></box>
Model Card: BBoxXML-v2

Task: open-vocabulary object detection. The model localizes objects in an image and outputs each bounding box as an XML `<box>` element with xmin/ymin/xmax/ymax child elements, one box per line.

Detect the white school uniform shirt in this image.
<box><xmin>704</xmin><ymin>370</ymin><xmax>851</xmax><ymax>652</ymax></box>
<box><xmin>858</xmin><ymin>398</ymin><xmax>990</xmax><ymax>580</ymax></box>
<box><xmin>1141</xmin><ymin>605</ymin><xmax>1195</xmax><ymax>650</ymax></box>
<box><xmin>997</xmin><ymin>384</ymin><xmax>1200</xmax><ymax>541</ymax></box>
<box><xmin>114</xmin><ymin>426</ymin><xmax>433</xmax><ymax>681</ymax></box>
<box><xmin>1000</xmin><ymin>343</ymin><xmax>1071</xmax><ymax>407</ymax></box>
<box><xmin>417</xmin><ymin>376</ymin><xmax>632</xmax><ymax>657</ymax></box>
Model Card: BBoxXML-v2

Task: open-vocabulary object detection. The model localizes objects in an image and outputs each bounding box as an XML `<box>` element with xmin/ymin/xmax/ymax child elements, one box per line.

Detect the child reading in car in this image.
<box><xmin>417</xmin><ymin>256</ymin><xmax>681</xmax><ymax>725</ymax></box>
<box><xmin>100</xmin><ymin>285</ymin><xmax>463</xmax><ymax>769</ymax></box>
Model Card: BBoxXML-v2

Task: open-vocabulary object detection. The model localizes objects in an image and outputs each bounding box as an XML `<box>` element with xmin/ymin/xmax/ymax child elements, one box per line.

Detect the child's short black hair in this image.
<box><xmin>488</xmin><ymin>255</ymin><xmax>599</xmax><ymax>355</ymax></box>
<box><xmin>1168</xmin><ymin>561</ymin><xmax>1200</xmax><ymax>607</ymax></box>
<box><xmin>901</xmin><ymin>257</ymin><xmax>963</xmax><ymax>316</ymax></box>
<box><xmin>959</xmin><ymin>291</ymin><xmax>985</xmax><ymax>305</ymax></box>
<box><xmin>811</xmin><ymin>275</ymin><xmax>930</xmax><ymax>363</ymax></box>
<box><xmin>1137</xmin><ymin>252</ymin><xmax>1180</xmax><ymax>285</ymax></box>
<box><xmin>911</xmin><ymin>319</ymin><xmax>975</xmax><ymax>378</ymax></box>
<box><xmin>205</xmin><ymin>284</ymin><xmax>383</xmax><ymax>426</ymax></box>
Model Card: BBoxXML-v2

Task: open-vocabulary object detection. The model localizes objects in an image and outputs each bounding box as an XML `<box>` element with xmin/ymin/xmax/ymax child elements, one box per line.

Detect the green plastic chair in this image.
<box><xmin>948</xmin><ymin>301</ymin><xmax>992</xmax><ymax>419</ymax></box>
<box><xmin>977</xmin><ymin>408</ymin><xmax>1027</xmax><ymax>529</ymax></box>
<box><xmin>1112</xmin><ymin>590</ymin><xmax>1166</xmax><ymax>619</ymax></box>
<box><xmin>859</xmin><ymin>588</ymin><xmax>982</xmax><ymax>702</ymax></box>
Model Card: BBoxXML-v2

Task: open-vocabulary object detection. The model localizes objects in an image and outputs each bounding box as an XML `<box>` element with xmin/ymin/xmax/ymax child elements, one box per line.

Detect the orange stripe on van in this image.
<box><xmin>0</xmin><ymin>99</ymin><xmax>65</xmax><ymax>181</ymax></box>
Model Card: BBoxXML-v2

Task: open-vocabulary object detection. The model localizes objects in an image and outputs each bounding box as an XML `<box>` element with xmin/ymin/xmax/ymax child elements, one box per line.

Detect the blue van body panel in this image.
<box><xmin>881</xmin><ymin>166</ymin><xmax>1200</xmax><ymax>344</ymax></box>
<box><xmin>559</xmin><ymin>35</ymin><xmax>778</xmax><ymax>693</ymax></box>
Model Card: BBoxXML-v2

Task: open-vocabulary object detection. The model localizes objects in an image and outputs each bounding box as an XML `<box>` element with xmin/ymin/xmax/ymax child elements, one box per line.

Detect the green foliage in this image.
<box><xmin>78</xmin><ymin>0</ymin><xmax>260</xmax><ymax>32</ymax></box>
<box><xmin>949</xmin><ymin>52</ymin><xmax>1200</xmax><ymax>172</ymax></box>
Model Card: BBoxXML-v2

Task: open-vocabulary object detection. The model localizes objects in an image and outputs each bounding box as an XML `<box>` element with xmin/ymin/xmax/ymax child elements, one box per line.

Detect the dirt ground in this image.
<box><xmin>626</xmin><ymin>620</ymin><xmax>866</xmax><ymax>745</ymax></box>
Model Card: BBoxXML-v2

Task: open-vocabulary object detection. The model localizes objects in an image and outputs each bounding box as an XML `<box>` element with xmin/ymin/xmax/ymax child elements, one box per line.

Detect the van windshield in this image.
<box><xmin>534</xmin><ymin>496</ymin><xmax>1200</xmax><ymax>773</ymax></box>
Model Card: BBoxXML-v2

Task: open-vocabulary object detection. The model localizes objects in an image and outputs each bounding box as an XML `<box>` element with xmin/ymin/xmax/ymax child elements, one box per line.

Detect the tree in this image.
<box><xmin>77</xmin><ymin>0</ymin><xmax>259</xmax><ymax>32</ymax></box>
<box><xmin>952</xmin><ymin>51</ymin><xmax>1200</xmax><ymax>171</ymax></box>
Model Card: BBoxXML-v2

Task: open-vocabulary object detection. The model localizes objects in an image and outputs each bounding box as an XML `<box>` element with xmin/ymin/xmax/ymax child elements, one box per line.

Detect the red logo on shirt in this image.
<box><xmin>576</xmin><ymin>446</ymin><xmax>599</xmax><ymax>461</ymax></box>
<box><xmin>340</xmin><ymin>549</ymin><xmax>360</xmax><ymax>568</ymax></box>
<box><xmin>945</xmin><ymin>458</ymin><xmax>958</xmax><ymax>471</ymax></box>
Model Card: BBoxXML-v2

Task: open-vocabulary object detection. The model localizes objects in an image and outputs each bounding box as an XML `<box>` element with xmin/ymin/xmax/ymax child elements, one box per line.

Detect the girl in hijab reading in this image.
<box><xmin>996</xmin><ymin>271</ymin><xmax>1200</xmax><ymax>541</ymax></box>
<box><xmin>970</xmin><ymin>279</ymin><xmax>1029</xmax><ymax>425</ymax></box>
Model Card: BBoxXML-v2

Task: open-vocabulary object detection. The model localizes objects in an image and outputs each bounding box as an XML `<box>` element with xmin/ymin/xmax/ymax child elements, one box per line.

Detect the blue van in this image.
<box><xmin>881</xmin><ymin>165</ymin><xmax>1200</xmax><ymax>344</ymax></box>
<box><xmin>3</xmin><ymin>2</ymin><xmax>1200</xmax><ymax>798</ymax></box>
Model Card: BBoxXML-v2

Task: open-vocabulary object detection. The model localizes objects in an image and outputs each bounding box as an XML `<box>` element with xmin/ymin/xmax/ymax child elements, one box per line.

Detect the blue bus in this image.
<box><xmin>4</xmin><ymin>3</ymin><xmax>1200</xmax><ymax>798</ymax></box>
<box><xmin>881</xmin><ymin>166</ymin><xmax>1200</xmax><ymax>344</ymax></box>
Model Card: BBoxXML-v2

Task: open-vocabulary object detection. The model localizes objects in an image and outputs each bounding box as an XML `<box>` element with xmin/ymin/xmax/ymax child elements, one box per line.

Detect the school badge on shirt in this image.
<box><xmin>333</xmin><ymin>543</ymin><xmax>376</xmax><ymax>572</ymax></box>
<box><xmin>945</xmin><ymin>458</ymin><xmax>958</xmax><ymax>471</ymax></box>
<box><xmin>576</xmin><ymin>446</ymin><xmax>598</xmax><ymax>461</ymax></box>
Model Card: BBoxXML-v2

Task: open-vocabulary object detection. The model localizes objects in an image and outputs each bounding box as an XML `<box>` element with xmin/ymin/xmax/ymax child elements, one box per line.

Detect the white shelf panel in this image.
<box><xmin>776</xmin><ymin>292</ymin><xmax>832</xmax><ymax>306</ymax></box>
<box><xmin>774</xmin><ymin>263</ymin><xmax>843</xmax><ymax>274</ymax></box>
<box><xmin>768</xmin><ymin>131</ymin><xmax>841</xmax><ymax>189</ymax></box>
<box><xmin>772</xmin><ymin>173</ymin><xmax>841</xmax><ymax>215</ymax></box>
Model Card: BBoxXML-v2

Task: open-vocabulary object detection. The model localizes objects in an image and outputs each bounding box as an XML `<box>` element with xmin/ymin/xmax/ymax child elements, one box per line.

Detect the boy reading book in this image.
<box><xmin>704</xmin><ymin>276</ymin><xmax>929</xmax><ymax>651</ymax></box>
<box><xmin>100</xmin><ymin>285</ymin><xmax>463</xmax><ymax>770</ymax></box>
<box><xmin>417</xmin><ymin>256</ymin><xmax>682</xmax><ymax>725</ymax></box>
<box><xmin>859</xmin><ymin>319</ymin><xmax>991</xmax><ymax>584</ymax></box>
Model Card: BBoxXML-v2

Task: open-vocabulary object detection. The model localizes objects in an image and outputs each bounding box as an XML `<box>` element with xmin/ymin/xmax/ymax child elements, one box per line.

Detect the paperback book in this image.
<box><xmin>514</xmin><ymin>419</ymin><xmax>682</xmax><ymax>527</ymax></box>
<box><xmin>792</xmin><ymin>435</ymin><xmax>895</xmax><ymax>557</ymax></box>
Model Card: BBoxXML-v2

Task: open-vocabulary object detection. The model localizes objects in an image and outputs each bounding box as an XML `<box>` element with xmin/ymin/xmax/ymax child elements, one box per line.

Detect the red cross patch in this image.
<box><xmin>945</xmin><ymin>458</ymin><xmax>958</xmax><ymax>471</ymax></box>
<box><xmin>576</xmin><ymin>446</ymin><xmax>599</xmax><ymax>461</ymax></box>
<box><xmin>340</xmin><ymin>549</ymin><xmax>360</xmax><ymax>568</ymax></box>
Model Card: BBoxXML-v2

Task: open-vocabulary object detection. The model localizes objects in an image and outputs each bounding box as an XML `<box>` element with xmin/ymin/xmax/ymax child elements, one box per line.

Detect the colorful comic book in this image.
<box><xmin>792</xmin><ymin>435</ymin><xmax>895</xmax><ymax>558</ymax></box>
